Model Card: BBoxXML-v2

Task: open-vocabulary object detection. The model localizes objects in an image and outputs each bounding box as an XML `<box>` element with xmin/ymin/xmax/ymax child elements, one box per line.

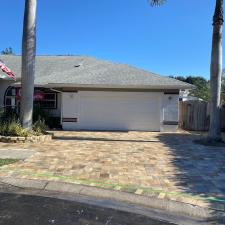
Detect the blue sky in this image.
<box><xmin>0</xmin><ymin>0</ymin><xmax>221</xmax><ymax>79</ymax></box>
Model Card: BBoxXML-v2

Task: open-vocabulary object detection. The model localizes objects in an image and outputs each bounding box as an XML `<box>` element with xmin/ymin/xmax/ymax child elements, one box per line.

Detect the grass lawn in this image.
<box><xmin>0</xmin><ymin>159</ymin><xmax>19</xmax><ymax>167</ymax></box>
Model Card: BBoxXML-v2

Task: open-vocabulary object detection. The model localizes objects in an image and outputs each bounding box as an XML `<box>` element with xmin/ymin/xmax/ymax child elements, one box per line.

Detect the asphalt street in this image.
<box><xmin>0</xmin><ymin>192</ymin><xmax>174</xmax><ymax>225</ymax></box>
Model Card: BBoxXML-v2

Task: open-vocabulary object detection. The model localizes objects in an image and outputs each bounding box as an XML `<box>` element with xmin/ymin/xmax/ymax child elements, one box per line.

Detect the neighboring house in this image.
<box><xmin>179</xmin><ymin>90</ymin><xmax>203</xmax><ymax>102</ymax></box>
<box><xmin>0</xmin><ymin>55</ymin><xmax>193</xmax><ymax>132</ymax></box>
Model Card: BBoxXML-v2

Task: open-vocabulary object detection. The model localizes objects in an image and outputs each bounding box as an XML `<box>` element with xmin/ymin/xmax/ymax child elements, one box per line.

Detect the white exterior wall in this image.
<box><xmin>160</xmin><ymin>94</ymin><xmax>179</xmax><ymax>132</ymax></box>
<box><xmin>62</xmin><ymin>91</ymin><xmax>179</xmax><ymax>132</ymax></box>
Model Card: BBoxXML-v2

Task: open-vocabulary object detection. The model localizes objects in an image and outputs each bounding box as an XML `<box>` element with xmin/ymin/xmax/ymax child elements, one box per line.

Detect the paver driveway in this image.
<box><xmin>0</xmin><ymin>131</ymin><xmax>225</xmax><ymax>209</ymax></box>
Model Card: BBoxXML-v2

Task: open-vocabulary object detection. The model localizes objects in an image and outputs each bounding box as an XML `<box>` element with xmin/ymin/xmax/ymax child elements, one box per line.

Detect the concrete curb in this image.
<box><xmin>0</xmin><ymin>177</ymin><xmax>224</xmax><ymax>223</ymax></box>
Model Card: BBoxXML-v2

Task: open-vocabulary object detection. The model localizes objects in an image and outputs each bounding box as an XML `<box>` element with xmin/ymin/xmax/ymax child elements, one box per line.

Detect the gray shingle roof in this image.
<box><xmin>0</xmin><ymin>55</ymin><xmax>193</xmax><ymax>89</ymax></box>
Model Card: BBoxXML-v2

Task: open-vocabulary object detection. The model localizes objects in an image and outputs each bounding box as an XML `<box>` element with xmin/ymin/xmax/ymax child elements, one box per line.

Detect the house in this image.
<box><xmin>0</xmin><ymin>55</ymin><xmax>193</xmax><ymax>132</ymax></box>
<box><xmin>179</xmin><ymin>90</ymin><xmax>203</xmax><ymax>102</ymax></box>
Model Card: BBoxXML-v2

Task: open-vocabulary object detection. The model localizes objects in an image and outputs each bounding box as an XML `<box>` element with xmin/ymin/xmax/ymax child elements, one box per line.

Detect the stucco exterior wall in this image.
<box><xmin>61</xmin><ymin>90</ymin><xmax>180</xmax><ymax>132</ymax></box>
<box><xmin>160</xmin><ymin>93</ymin><xmax>179</xmax><ymax>132</ymax></box>
<box><xmin>0</xmin><ymin>81</ymin><xmax>180</xmax><ymax>132</ymax></box>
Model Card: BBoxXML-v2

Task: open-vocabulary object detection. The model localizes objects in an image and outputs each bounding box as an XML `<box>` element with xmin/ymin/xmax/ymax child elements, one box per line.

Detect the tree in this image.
<box><xmin>1</xmin><ymin>47</ymin><xmax>14</xmax><ymax>55</ymax></box>
<box><xmin>20</xmin><ymin>0</ymin><xmax>37</xmax><ymax>130</ymax></box>
<box><xmin>208</xmin><ymin>0</ymin><xmax>223</xmax><ymax>141</ymax></box>
<box><xmin>151</xmin><ymin>0</ymin><xmax>223</xmax><ymax>142</ymax></box>
<box><xmin>171</xmin><ymin>76</ymin><xmax>210</xmax><ymax>101</ymax></box>
<box><xmin>222</xmin><ymin>69</ymin><xmax>225</xmax><ymax>104</ymax></box>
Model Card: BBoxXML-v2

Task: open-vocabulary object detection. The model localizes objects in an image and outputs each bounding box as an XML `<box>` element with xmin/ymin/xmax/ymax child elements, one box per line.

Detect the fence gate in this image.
<box><xmin>179</xmin><ymin>101</ymin><xmax>210</xmax><ymax>131</ymax></box>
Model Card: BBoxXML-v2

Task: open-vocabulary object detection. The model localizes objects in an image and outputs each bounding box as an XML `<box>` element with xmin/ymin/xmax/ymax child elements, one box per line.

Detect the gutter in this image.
<box><xmin>45</xmin><ymin>83</ymin><xmax>194</xmax><ymax>90</ymax></box>
<box><xmin>10</xmin><ymin>82</ymin><xmax>194</xmax><ymax>91</ymax></box>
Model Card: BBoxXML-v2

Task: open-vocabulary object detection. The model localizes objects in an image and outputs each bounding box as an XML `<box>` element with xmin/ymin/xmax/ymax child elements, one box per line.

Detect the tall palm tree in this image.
<box><xmin>150</xmin><ymin>0</ymin><xmax>224</xmax><ymax>142</ymax></box>
<box><xmin>20</xmin><ymin>0</ymin><xmax>37</xmax><ymax>130</ymax></box>
<box><xmin>209</xmin><ymin>0</ymin><xmax>223</xmax><ymax>141</ymax></box>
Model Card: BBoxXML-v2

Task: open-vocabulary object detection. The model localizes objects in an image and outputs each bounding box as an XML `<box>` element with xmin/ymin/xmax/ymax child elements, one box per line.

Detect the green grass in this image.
<box><xmin>0</xmin><ymin>159</ymin><xmax>19</xmax><ymax>167</ymax></box>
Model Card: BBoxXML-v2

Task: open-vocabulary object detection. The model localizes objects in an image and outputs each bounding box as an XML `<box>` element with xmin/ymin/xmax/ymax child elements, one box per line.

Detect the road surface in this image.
<box><xmin>0</xmin><ymin>192</ymin><xmax>174</xmax><ymax>225</ymax></box>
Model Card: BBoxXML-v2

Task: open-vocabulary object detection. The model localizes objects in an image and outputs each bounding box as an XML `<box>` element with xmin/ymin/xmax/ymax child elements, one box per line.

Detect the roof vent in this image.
<box><xmin>74</xmin><ymin>63</ymin><xmax>83</xmax><ymax>68</ymax></box>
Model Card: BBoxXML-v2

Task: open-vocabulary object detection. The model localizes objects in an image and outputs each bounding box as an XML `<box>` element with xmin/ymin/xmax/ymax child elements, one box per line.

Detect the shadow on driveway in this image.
<box><xmin>156</xmin><ymin>133</ymin><xmax>225</xmax><ymax>211</ymax></box>
<box><xmin>53</xmin><ymin>135</ymin><xmax>159</xmax><ymax>143</ymax></box>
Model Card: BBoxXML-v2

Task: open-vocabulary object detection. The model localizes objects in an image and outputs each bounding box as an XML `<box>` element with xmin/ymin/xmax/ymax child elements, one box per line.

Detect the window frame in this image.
<box><xmin>34</xmin><ymin>92</ymin><xmax>57</xmax><ymax>109</ymax></box>
<box><xmin>4</xmin><ymin>87</ymin><xmax>58</xmax><ymax>110</ymax></box>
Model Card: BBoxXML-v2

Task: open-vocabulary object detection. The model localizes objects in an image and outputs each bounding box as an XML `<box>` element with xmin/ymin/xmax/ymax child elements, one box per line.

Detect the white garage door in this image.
<box><xmin>76</xmin><ymin>91</ymin><xmax>161</xmax><ymax>131</ymax></box>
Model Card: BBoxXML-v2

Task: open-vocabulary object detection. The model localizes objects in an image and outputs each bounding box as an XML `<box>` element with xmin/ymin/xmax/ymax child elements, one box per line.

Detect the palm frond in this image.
<box><xmin>149</xmin><ymin>0</ymin><xmax>166</xmax><ymax>6</ymax></box>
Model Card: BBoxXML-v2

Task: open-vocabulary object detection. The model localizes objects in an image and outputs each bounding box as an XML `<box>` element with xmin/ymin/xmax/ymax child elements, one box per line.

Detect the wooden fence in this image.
<box><xmin>179</xmin><ymin>100</ymin><xmax>225</xmax><ymax>131</ymax></box>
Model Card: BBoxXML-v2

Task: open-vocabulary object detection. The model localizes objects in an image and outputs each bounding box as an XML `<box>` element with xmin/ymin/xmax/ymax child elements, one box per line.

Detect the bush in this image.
<box><xmin>0</xmin><ymin>107</ymin><xmax>49</xmax><ymax>137</ymax></box>
<box><xmin>0</xmin><ymin>108</ymin><xmax>18</xmax><ymax>124</ymax></box>
<box><xmin>33</xmin><ymin>118</ymin><xmax>48</xmax><ymax>135</ymax></box>
<box><xmin>0</xmin><ymin>118</ymin><xmax>48</xmax><ymax>137</ymax></box>
<box><xmin>0</xmin><ymin>119</ymin><xmax>29</xmax><ymax>137</ymax></box>
<box><xmin>33</xmin><ymin>105</ymin><xmax>49</xmax><ymax>123</ymax></box>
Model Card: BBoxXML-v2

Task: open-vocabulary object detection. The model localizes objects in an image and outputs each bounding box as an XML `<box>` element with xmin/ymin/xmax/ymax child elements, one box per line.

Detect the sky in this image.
<box><xmin>0</xmin><ymin>0</ymin><xmax>221</xmax><ymax>79</ymax></box>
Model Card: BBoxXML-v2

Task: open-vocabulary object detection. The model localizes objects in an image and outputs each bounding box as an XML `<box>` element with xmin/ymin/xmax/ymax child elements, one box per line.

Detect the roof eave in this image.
<box><xmin>11</xmin><ymin>82</ymin><xmax>194</xmax><ymax>90</ymax></box>
<box><xmin>45</xmin><ymin>83</ymin><xmax>194</xmax><ymax>90</ymax></box>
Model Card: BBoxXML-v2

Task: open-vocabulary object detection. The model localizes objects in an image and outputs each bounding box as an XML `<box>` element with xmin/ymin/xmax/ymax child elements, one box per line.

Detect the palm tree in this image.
<box><xmin>208</xmin><ymin>0</ymin><xmax>223</xmax><ymax>141</ymax></box>
<box><xmin>20</xmin><ymin>0</ymin><xmax>37</xmax><ymax>130</ymax></box>
<box><xmin>150</xmin><ymin>0</ymin><xmax>224</xmax><ymax>142</ymax></box>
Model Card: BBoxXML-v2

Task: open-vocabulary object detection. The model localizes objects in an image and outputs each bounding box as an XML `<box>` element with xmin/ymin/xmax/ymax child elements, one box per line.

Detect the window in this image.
<box><xmin>4</xmin><ymin>87</ymin><xmax>57</xmax><ymax>110</ymax></box>
<box><xmin>4</xmin><ymin>87</ymin><xmax>16</xmax><ymax>109</ymax></box>
<box><xmin>35</xmin><ymin>92</ymin><xmax>57</xmax><ymax>109</ymax></box>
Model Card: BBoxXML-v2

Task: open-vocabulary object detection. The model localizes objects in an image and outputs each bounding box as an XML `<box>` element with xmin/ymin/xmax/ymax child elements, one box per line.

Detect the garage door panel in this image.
<box><xmin>79</xmin><ymin>92</ymin><xmax>161</xmax><ymax>131</ymax></box>
<box><xmin>79</xmin><ymin>120</ymin><xmax>154</xmax><ymax>131</ymax></box>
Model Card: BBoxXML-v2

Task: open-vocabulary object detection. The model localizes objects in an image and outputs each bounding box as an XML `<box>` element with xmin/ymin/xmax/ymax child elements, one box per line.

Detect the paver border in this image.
<box><xmin>1</xmin><ymin>167</ymin><xmax>225</xmax><ymax>211</ymax></box>
<box><xmin>0</xmin><ymin>134</ymin><xmax>52</xmax><ymax>143</ymax></box>
<box><xmin>0</xmin><ymin>176</ymin><xmax>225</xmax><ymax>222</ymax></box>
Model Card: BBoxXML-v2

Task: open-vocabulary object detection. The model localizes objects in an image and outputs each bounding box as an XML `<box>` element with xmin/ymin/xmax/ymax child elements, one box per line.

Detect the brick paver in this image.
<box><xmin>0</xmin><ymin>131</ymin><xmax>225</xmax><ymax>209</ymax></box>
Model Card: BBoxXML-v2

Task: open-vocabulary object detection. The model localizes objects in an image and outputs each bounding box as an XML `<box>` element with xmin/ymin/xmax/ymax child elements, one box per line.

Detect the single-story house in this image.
<box><xmin>0</xmin><ymin>55</ymin><xmax>193</xmax><ymax>132</ymax></box>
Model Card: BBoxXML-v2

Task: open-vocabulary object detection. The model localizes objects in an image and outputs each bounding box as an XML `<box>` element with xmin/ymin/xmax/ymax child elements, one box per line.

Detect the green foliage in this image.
<box><xmin>33</xmin><ymin>105</ymin><xmax>59</xmax><ymax>129</ymax></box>
<box><xmin>1</xmin><ymin>47</ymin><xmax>14</xmax><ymax>55</ymax></box>
<box><xmin>0</xmin><ymin>113</ymin><xmax>48</xmax><ymax>137</ymax></box>
<box><xmin>0</xmin><ymin>108</ymin><xmax>18</xmax><ymax>123</ymax></box>
<box><xmin>0</xmin><ymin>159</ymin><xmax>19</xmax><ymax>167</ymax></box>
<box><xmin>0</xmin><ymin>119</ymin><xmax>29</xmax><ymax>137</ymax></box>
<box><xmin>33</xmin><ymin>104</ymin><xmax>49</xmax><ymax>123</ymax></box>
<box><xmin>33</xmin><ymin>118</ymin><xmax>48</xmax><ymax>135</ymax></box>
<box><xmin>187</xmin><ymin>77</ymin><xmax>210</xmax><ymax>101</ymax></box>
<box><xmin>171</xmin><ymin>76</ymin><xmax>210</xmax><ymax>101</ymax></box>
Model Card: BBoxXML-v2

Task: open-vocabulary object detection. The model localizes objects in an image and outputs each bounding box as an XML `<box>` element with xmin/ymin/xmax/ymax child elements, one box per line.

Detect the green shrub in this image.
<box><xmin>0</xmin><ymin>107</ymin><xmax>49</xmax><ymax>137</ymax></box>
<box><xmin>0</xmin><ymin>119</ymin><xmax>29</xmax><ymax>137</ymax></box>
<box><xmin>0</xmin><ymin>108</ymin><xmax>18</xmax><ymax>124</ymax></box>
<box><xmin>0</xmin><ymin>159</ymin><xmax>19</xmax><ymax>167</ymax></box>
<box><xmin>33</xmin><ymin>105</ymin><xmax>49</xmax><ymax>123</ymax></box>
<box><xmin>33</xmin><ymin>118</ymin><xmax>48</xmax><ymax>135</ymax></box>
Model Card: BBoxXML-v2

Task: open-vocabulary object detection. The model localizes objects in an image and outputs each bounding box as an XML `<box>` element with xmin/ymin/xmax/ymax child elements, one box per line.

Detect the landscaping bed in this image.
<box><xmin>0</xmin><ymin>108</ymin><xmax>51</xmax><ymax>143</ymax></box>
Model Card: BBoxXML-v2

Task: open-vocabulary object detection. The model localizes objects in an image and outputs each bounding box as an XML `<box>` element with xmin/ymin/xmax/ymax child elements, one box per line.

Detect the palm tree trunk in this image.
<box><xmin>20</xmin><ymin>0</ymin><xmax>37</xmax><ymax>129</ymax></box>
<box><xmin>208</xmin><ymin>0</ymin><xmax>224</xmax><ymax>141</ymax></box>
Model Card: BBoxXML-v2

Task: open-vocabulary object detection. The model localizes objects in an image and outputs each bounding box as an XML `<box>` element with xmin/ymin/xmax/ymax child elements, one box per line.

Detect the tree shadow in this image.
<box><xmin>53</xmin><ymin>135</ymin><xmax>159</xmax><ymax>143</ymax></box>
<box><xmin>156</xmin><ymin>132</ymin><xmax>225</xmax><ymax>223</ymax></box>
